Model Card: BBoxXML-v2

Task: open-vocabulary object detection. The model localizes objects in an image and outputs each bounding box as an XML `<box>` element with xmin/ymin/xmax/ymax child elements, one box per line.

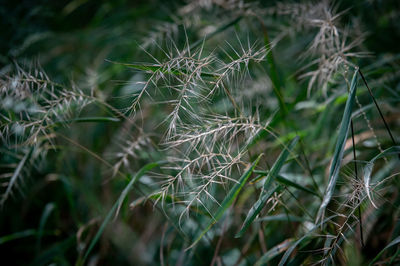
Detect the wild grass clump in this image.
<box><xmin>0</xmin><ymin>0</ymin><xmax>399</xmax><ymax>265</ymax></box>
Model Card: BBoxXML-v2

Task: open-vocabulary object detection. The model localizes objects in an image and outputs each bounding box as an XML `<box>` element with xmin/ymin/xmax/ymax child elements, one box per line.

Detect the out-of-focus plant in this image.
<box><xmin>1</xmin><ymin>0</ymin><xmax>399</xmax><ymax>265</ymax></box>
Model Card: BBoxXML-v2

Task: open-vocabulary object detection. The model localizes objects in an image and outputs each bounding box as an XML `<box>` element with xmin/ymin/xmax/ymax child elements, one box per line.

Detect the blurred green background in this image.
<box><xmin>1</xmin><ymin>0</ymin><xmax>400</xmax><ymax>265</ymax></box>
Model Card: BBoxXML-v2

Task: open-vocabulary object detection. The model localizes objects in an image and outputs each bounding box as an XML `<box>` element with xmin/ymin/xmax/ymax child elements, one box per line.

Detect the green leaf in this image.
<box><xmin>52</xmin><ymin>116</ymin><xmax>120</xmax><ymax>127</ymax></box>
<box><xmin>187</xmin><ymin>154</ymin><xmax>263</xmax><ymax>249</ymax></box>
<box><xmin>81</xmin><ymin>161</ymin><xmax>164</xmax><ymax>265</ymax></box>
<box><xmin>369</xmin><ymin>235</ymin><xmax>400</xmax><ymax>265</ymax></box>
<box><xmin>235</xmin><ymin>136</ymin><xmax>299</xmax><ymax>237</ymax></box>
<box><xmin>256</xmin><ymin>214</ymin><xmax>309</xmax><ymax>223</ymax></box>
<box><xmin>317</xmin><ymin>70</ymin><xmax>358</xmax><ymax>223</ymax></box>
<box><xmin>276</xmin><ymin>175</ymin><xmax>319</xmax><ymax>197</ymax></box>
<box><xmin>364</xmin><ymin>146</ymin><xmax>400</xmax><ymax>208</ymax></box>
<box><xmin>278</xmin><ymin>216</ymin><xmax>336</xmax><ymax>266</ymax></box>
<box><xmin>66</xmin><ymin>117</ymin><xmax>120</xmax><ymax>123</ymax></box>
<box><xmin>235</xmin><ymin>185</ymin><xmax>281</xmax><ymax>238</ymax></box>
<box><xmin>115</xmin><ymin>162</ymin><xmax>164</xmax><ymax>218</ymax></box>
<box><xmin>36</xmin><ymin>202</ymin><xmax>56</xmax><ymax>252</ymax></box>
<box><xmin>33</xmin><ymin>236</ymin><xmax>76</xmax><ymax>266</ymax></box>
<box><xmin>255</xmin><ymin>239</ymin><xmax>293</xmax><ymax>266</ymax></box>
<box><xmin>262</xmin><ymin>136</ymin><xmax>299</xmax><ymax>190</ymax></box>
<box><xmin>0</xmin><ymin>229</ymin><xmax>36</xmax><ymax>245</ymax></box>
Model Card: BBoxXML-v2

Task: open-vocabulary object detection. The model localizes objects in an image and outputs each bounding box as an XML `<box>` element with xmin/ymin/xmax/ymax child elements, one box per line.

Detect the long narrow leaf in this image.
<box><xmin>369</xmin><ymin>236</ymin><xmax>400</xmax><ymax>265</ymax></box>
<box><xmin>278</xmin><ymin>216</ymin><xmax>336</xmax><ymax>266</ymax></box>
<box><xmin>81</xmin><ymin>161</ymin><xmax>163</xmax><ymax>264</ymax></box>
<box><xmin>36</xmin><ymin>202</ymin><xmax>56</xmax><ymax>252</ymax></box>
<box><xmin>236</xmin><ymin>136</ymin><xmax>299</xmax><ymax>237</ymax></box>
<box><xmin>317</xmin><ymin>70</ymin><xmax>358</xmax><ymax>222</ymax></box>
<box><xmin>255</xmin><ymin>239</ymin><xmax>293</xmax><ymax>266</ymax></box>
<box><xmin>256</xmin><ymin>214</ymin><xmax>309</xmax><ymax>223</ymax></box>
<box><xmin>262</xmin><ymin>136</ymin><xmax>299</xmax><ymax>189</ymax></box>
<box><xmin>276</xmin><ymin>175</ymin><xmax>319</xmax><ymax>197</ymax></box>
<box><xmin>364</xmin><ymin>146</ymin><xmax>400</xmax><ymax>208</ymax></box>
<box><xmin>58</xmin><ymin>116</ymin><xmax>120</xmax><ymax>124</ymax></box>
<box><xmin>235</xmin><ymin>185</ymin><xmax>281</xmax><ymax>238</ymax></box>
<box><xmin>0</xmin><ymin>229</ymin><xmax>36</xmax><ymax>245</ymax></box>
<box><xmin>33</xmin><ymin>236</ymin><xmax>76</xmax><ymax>266</ymax></box>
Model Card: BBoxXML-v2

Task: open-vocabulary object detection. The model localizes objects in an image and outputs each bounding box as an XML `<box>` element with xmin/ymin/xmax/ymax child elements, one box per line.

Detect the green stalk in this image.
<box><xmin>256</xmin><ymin>16</ymin><xmax>288</xmax><ymax>117</ymax></box>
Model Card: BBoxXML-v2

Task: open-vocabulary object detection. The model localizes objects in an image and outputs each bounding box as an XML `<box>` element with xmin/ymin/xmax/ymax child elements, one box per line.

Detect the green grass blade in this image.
<box><xmin>317</xmin><ymin>70</ymin><xmax>358</xmax><ymax>223</ymax></box>
<box><xmin>36</xmin><ymin>202</ymin><xmax>56</xmax><ymax>252</ymax></box>
<box><xmin>253</xmin><ymin>170</ymin><xmax>269</xmax><ymax>175</ymax></box>
<box><xmin>261</xmin><ymin>25</ymin><xmax>287</xmax><ymax>117</ymax></box>
<box><xmin>53</xmin><ymin>116</ymin><xmax>120</xmax><ymax>126</ymax></box>
<box><xmin>262</xmin><ymin>136</ymin><xmax>299</xmax><ymax>189</ymax></box>
<box><xmin>187</xmin><ymin>154</ymin><xmax>263</xmax><ymax>249</ymax></box>
<box><xmin>390</xmin><ymin>249</ymin><xmax>400</xmax><ymax>264</ymax></box>
<box><xmin>236</xmin><ymin>136</ymin><xmax>299</xmax><ymax>238</ymax></box>
<box><xmin>33</xmin><ymin>236</ymin><xmax>76</xmax><ymax>266</ymax></box>
<box><xmin>235</xmin><ymin>185</ymin><xmax>281</xmax><ymax>238</ymax></box>
<box><xmin>0</xmin><ymin>229</ymin><xmax>36</xmax><ymax>244</ymax></box>
<box><xmin>364</xmin><ymin>146</ymin><xmax>400</xmax><ymax>208</ymax></box>
<box><xmin>255</xmin><ymin>239</ymin><xmax>293</xmax><ymax>266</ymax></box>
<box><xmin>250</xmin><ymin>174</ymin><xmax>267</xmax><ymax>184</ymax></box>
<box><xmin>256</xmin><ymin>214</ymin><xmax>309</xmax><ymax>223</ymax></box>
<box><xmin>81</xmin><ymin>161</ymin><xmax>163</xmax><ymax>265</ymax></box>
<box><xmin>278</xmin><ymin>216</ymin><xmax>336</xmax><ymax>266</ymax></box>
<box><xmin>369</xmin><ymin>236</ymin><xmax>400</xmax><ymax>265</ymax></box>
<box><xmin>114</xmin><ymin>162</ymin><xmax>164</xmax><ymax>218</ymax></box>
<box><xmin>276</xmin><ymin>175</ymin><xmax>319</xmax><ymax>197</ymax></box>
<box><xmin>67</xmin><ymin>117</ymin><xmax>120</xmax><ymax>123</ymax></box>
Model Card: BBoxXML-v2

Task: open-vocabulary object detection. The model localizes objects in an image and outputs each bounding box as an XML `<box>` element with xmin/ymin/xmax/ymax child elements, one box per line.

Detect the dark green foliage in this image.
<box><xmin>1</xmin><ymin>0</ymin><xmax>400</xmax><ymax>265</ymax></box>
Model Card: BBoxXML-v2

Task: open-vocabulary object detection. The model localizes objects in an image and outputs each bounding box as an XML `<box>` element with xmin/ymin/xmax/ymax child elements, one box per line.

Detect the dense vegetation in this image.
<box><xmin>1</xmin><ymin>0</ymin><xmax>400</xmax><ymax>265</ymax></box>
